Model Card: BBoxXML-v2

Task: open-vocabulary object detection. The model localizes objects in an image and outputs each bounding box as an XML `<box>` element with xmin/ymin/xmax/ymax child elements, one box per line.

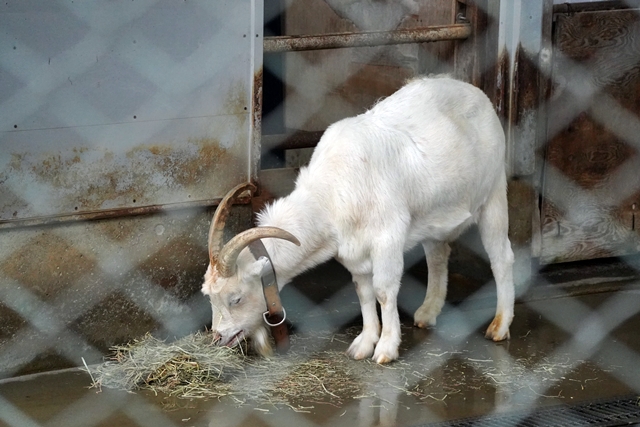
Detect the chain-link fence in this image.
<box><xmin>1</xmin><ymin>1</ymin><xmax>640</xmax><ymax>426</ymax></box>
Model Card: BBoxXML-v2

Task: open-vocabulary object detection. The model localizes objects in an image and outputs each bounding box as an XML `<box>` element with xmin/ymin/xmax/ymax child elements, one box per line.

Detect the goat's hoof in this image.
<box><xmin>372</xmin><ymin>343</ymin><xmax>399</xmax><ymax>364</ymax></box>
<box><xmin>485</xmin><ymin>315</ymin><xmax>511</xmax><ymax>341</ymax></box>
<box><xmin>347</xmin><ymin>348</ymin><xmax>372</xmax><ymax>360</ymax></box>
<box><xmin>413</xmin><ymin>305</ymin><xmax>440</xmax><ymax>329</ymax></box>
<box><xmin>347</xmin><ymin>334</ymin><xmax>377</xmax><ymax>360</ymax></box>
<box><xmin>485</xmin><ymin>328</ymin><xmax>511</xmax><ymax>341</ymax></box>
<box><xmin>372</xmin><ymin>348</ymin><xmax>398</xmax><ymax>364</ymax></box>
<box><xmin>373</xmin><ymin>354</ymin><xmax>395</xmax><ymax>364</ymax></box>
<box><xmin>414</xmin><ymin>320</ymin><xmax>435</xmax><ymax>329</ymax></box>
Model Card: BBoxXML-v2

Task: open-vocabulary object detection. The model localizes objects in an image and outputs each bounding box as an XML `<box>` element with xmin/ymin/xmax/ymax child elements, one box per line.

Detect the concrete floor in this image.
<box><xmin>1</xmin><ymin>255</ymin><xmax>640</xmax><ymax>427</ymax></box>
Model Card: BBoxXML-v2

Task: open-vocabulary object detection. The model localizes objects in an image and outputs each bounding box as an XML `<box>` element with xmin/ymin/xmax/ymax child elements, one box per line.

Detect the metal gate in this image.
<box><xmin>540</xmin><ymin>5</ymin><xmax>640</xmax><ymax>263</ymax></box>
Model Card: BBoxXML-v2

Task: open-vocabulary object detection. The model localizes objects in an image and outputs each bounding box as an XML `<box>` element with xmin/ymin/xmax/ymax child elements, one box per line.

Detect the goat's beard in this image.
<box><xmin>251</xmin><ymin>326</ymin><xmax>274</xmax><ymax>357</ymax></box>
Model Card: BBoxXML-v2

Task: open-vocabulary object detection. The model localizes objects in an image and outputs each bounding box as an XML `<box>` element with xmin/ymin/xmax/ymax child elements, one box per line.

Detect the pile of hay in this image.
<box><xmin>87</xmin><ymin>332</ymin><xmax>247</xmax><ymax>399</ymax></box>
<box><xmin>85</xmin><ymin>331</ymin><xmax>364</xmax><ymax>407</ymax></box>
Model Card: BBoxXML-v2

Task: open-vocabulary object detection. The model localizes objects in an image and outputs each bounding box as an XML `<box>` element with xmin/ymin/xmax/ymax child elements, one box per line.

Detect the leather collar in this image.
<box><xmin>248</xmin><ymin>240</ymin><xmax>289</xmax><ymax>354</ymax></box>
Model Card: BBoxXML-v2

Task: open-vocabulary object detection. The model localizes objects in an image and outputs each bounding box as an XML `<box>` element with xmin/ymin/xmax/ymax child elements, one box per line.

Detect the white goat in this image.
<box><xmin>202</xmin><ymin>75</ymin><xmax>515</xmax><ymax>364</ymax></box>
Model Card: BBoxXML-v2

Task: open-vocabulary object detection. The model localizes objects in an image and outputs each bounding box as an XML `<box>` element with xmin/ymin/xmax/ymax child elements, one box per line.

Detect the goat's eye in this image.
<box><xmin>230</xmin><ymin>295</ymin><xmax>242</xmax><ymax>306</ymax></box>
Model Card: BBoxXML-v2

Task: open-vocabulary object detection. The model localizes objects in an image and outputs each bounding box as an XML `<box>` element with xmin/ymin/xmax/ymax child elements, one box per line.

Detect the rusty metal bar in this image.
<box><xmin>263</xmin><ymin>24</ymin><xmax>472</xmax><ymax>53</ymax></box>
<box><xmin>0</xmin><ymin>196</ymin><xmax>253</xmax><ymax>230</ymax></box>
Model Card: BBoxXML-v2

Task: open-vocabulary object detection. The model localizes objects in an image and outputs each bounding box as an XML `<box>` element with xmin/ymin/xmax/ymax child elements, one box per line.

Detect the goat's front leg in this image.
<box><xmin>371</xmin><ymin>249</ymin><xmax>404</xmax><ymax>364</ymax></box>
<box><xmin>347</xmin><ymin>274</ymin><xmax>380</xmax><ymax>360</ymax></box>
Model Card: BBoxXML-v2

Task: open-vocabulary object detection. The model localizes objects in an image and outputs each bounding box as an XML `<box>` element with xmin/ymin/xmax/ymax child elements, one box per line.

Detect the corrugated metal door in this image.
<box><xmin>0</xmin><ymin>0</ymin><xmax>262</xmax><ymax>224</ymax></box>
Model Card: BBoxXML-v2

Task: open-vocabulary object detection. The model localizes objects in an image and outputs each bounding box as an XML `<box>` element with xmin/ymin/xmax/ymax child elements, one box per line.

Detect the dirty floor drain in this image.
<box><xmin>420</xmin><ymin>395</ymin><xmax>640</xmax><ymax>427</ymax></box>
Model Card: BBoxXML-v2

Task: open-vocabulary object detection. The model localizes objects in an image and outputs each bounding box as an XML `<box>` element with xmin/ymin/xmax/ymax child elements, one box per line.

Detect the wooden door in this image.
<box><xmin>540</xmin><ymin>8</ymin><xmax>640</xmax><ymax>264</ymax></box>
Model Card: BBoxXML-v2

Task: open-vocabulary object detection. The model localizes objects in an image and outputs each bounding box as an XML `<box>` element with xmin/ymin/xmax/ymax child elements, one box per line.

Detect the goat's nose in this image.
<box><xmin>212</xmin><ymin>331</ymin><xmax>222</xmax><ymax>344</ymax></box>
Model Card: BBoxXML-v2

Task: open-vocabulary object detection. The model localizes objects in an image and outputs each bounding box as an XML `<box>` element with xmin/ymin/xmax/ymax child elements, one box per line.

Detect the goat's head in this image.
<box><xmin>201</xmin><ymin>183</ymin><xmax>300</xmax><ymax>356</ymax></box>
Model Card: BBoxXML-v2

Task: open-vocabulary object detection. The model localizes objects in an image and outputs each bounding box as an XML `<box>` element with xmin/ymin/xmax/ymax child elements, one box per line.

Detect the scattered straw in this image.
<box><xmin>268</xmin><ymin>353</ymin><xmax>362</xmax><ymax>405</ymax></box>
<box><xmin>83</xmin><ymin>328</ymin><xmax>619</xmax><ymax>411</ymax></box>
<box><xmin>85</xmin><ymin>331</ymin><xmax>364</xmax><ymax>407</ymax></box>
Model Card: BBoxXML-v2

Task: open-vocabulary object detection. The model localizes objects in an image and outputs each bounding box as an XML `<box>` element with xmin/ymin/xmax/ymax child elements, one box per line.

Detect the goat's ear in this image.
<box><xmin>245</xmin><ymin>257</ymin><xmax>269</xmax><ymax>280</ymax></box>
<box><xmin>202</xmin><ymin>264</ymin><xmax>226</xmax><ymax>295</ymax></box>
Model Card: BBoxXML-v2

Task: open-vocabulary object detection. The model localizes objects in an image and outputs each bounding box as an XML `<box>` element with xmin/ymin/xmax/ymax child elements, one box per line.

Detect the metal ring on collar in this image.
<box><xmin>263</xmin><ymin>308</ymin><xmax>287</xmax><ymax>327</ymax></box>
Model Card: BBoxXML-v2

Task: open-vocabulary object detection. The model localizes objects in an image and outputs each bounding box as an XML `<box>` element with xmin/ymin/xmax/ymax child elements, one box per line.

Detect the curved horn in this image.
<box><xmin>217</xmin><ymin>227</ymin><xmax>301</xmax><ymax>278</ymax></box>
<box><xmin>208</xmin><ymin>182</ymin><xmax>257</xmax><ymax>266</ymax></box>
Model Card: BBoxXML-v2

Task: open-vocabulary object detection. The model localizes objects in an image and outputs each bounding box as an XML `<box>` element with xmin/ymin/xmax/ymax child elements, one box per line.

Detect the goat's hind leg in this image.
<box><xmin>347</xmin><ymin>274</ymin><xmax>381</xmax><ymax>360</ymax></box>
<box><xmin>478</xmin><ymin>182</ymin><xmax>515</xmax><ymax>341</ymax></box>
<box><xmin>414</xmin><ymin>241</ymin><xmax>451</xmax><ymax>328</ymax></box>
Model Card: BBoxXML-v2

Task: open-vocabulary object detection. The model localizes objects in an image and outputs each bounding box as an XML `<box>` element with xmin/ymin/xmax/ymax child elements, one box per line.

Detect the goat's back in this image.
<box><xmin>297</xmin><ymin>76</ymin><xmax>506</xmax><ymax>245</ymax></box>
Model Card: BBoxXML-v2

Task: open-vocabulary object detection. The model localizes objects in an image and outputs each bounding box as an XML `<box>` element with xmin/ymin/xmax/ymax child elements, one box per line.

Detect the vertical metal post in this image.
<box><xmin>497</xmin><ymin>0</ymin><xmax>554</xmax><ymax>287</ymax></box>
<box><xmin>251</xmin><ymin>0</ymin><xmax>265</xmax><ymax>186</ymax></box>
<box><xmin>499</xmin><ymin>0</ymin><xmax>551</xmax><ymax>178</ymax></box>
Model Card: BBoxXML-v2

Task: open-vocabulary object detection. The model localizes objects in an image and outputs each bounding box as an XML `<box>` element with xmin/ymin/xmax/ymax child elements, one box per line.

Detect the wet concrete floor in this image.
<box><xmin>1</xmin><ymin>257</ymin><xmax>639</xmax><ymax>427</ymax></box>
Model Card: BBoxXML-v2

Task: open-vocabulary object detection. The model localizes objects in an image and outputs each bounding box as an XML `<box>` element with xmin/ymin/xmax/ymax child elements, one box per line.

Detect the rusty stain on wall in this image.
<box><xmin>127</xmin><ymin>137</ymin><xmax>229</xmax><ymax>189</ymax></box>
<box><xmin>253</xmin><ymin>68</ymin><xmax>263</xmax><ymax>132</ymax></box>
<box><xmin>3</xmin><ymin>136</ymin><xmax>232</xmax><ymax>220</ymax></box>
<box><xmin>252</xmin><ymin>67</ymin><xmax>264</xmax><ymax>183</ymax></box>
